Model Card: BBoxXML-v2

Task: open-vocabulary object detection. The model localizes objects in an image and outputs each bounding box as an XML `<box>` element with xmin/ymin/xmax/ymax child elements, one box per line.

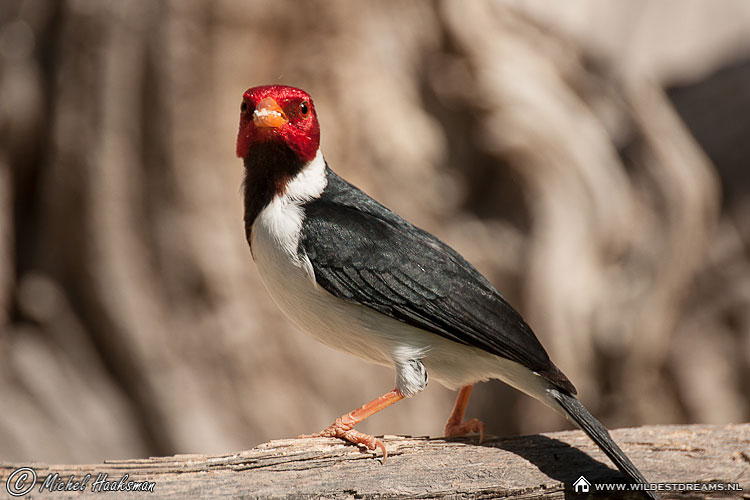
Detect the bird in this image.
<box><xmin>237</xmin><ymin>84</ymin><xmax>658</xmax><ymax>497</ymax></box>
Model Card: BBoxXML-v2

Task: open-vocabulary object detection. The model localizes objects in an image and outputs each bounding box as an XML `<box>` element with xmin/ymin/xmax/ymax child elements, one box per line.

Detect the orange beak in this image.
<box><xmin>253</xmin><ymin>97</ymin><xmax>288</xmax><ymax>129</ymax></box>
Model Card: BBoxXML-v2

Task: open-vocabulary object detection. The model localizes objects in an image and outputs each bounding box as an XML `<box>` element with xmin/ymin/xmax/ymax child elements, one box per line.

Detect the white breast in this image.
<box><xmin>249</xmin><ymin>149</ymin><xmax>558</xmax><ymax>406</ymax></box>
<box><xmin>250</xmin><ymin>149</ymin><xmax>422</xmax><ymax>369</ymax></box>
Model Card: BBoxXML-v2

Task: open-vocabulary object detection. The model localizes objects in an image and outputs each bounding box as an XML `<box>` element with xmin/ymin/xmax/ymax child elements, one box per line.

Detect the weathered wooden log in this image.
<box><xmin>2</xmin><ymin>424</ymin><xmax>747</xmax><ymax>499</ymax></box>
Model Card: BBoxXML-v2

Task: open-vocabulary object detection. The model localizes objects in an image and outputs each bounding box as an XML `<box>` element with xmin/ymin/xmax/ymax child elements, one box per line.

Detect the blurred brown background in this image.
<box><xmin>1</xmin><ymin>0</ymin><xmax>749</xmax><ymax>463</ymax></box>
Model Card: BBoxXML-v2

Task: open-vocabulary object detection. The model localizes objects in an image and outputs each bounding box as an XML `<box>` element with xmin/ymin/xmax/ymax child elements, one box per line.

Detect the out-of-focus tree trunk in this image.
<box><xmin>1</xmin><ymin>0</ymin><xmax>748</xmax><ymax>462</ymax></box>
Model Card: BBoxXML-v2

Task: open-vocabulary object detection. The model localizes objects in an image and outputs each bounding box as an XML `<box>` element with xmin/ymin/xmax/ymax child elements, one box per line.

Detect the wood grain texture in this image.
<box><xmin>2</xmin><ymin>424</ymin><xmax>748</xmax><ymax>499</ymax></box>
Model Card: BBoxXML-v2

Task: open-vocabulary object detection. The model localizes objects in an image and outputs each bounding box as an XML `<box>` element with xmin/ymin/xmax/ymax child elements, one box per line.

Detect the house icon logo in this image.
<box><xmin>574</xmin><ymin>476</ymin><xmax>591</xmax><ymax>493</ymax></box>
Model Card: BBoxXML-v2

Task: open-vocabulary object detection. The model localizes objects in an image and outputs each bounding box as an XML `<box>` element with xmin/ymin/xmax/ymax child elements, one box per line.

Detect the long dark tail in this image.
<box><xmin>550</xmin><ymin>389</ymin><xmax>660</xmax><ymax>500</ymax></box>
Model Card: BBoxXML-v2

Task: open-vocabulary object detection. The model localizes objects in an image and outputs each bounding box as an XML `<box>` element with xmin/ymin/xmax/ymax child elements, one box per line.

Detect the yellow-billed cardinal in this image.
<box><xmin>236</xmin><ymin>84</ymin><xmax>657</xmax><ymax>497</ymax></box>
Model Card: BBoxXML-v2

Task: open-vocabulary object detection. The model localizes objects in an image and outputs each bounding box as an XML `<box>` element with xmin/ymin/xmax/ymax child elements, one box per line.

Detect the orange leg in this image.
<box><xmin>300</xmin><ymin>389</ymin><xmax>405</xmax><ymax>460</ymax></box>
<box><xmin>443</xmin><ymin>384</ymin><xmax>485</xmax><ymax>443</ymax></box>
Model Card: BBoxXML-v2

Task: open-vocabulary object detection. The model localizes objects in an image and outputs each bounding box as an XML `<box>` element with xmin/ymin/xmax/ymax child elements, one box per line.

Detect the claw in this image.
<box><xmin>297</xmin><ymin>389</ymin><xmax>404</xmax><ymax>461</ymax></box>
<box><xmin>300</xmin><ymin>417</ymin><xmax>389</xmax><ymax>460</ymax></box>
<box><xmin>444</xmin><ymin>417</ymin><xmax>486</xmax><ymax>443</ymax></box>
<box><xmin>443</xmin><ymin>385</ymin><xmax>485</xmax><ymax>443</ymax></box>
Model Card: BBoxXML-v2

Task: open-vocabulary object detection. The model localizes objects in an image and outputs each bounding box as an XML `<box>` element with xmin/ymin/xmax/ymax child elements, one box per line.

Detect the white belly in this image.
<box><xmin>250</xmin><ymin>202</ymin><xmax>552</xmax><ymax>401</ymax></box>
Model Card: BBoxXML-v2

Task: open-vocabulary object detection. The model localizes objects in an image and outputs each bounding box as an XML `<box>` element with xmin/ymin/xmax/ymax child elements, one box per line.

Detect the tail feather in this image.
<box><xmin>550</xmin><ymin>389</ymin><xmax>660</xmax><ymax>500</ymax></box>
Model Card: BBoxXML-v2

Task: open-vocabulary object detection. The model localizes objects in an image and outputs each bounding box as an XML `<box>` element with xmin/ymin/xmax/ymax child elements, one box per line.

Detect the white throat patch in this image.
<box><xmin>284</xmin><ymin>148</ymin><xmax>327</xmax><ymax>203</ymax></box>
<box><xmin>251</xmin><ymin>148</ymin><xmax>326</xmax><ymax>279</ymax></box>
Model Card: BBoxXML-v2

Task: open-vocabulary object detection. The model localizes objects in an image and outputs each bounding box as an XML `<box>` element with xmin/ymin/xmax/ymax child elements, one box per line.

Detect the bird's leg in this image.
<box><xmin>299</xmin><ymin>388</ymin><xmax>404</xmax><ymax>459</ymax></box>
<box><xmin>443</xmin><ymin>384</ymin><xmax>485</xmax><ymax>443</ymax></box>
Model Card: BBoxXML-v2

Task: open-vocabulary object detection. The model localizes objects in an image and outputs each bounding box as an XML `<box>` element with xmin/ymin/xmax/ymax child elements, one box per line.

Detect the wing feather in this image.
<box><xmin>299</xmin><ymin>168</ymin><xmax>575</xmax><ymax>393</ymax></box>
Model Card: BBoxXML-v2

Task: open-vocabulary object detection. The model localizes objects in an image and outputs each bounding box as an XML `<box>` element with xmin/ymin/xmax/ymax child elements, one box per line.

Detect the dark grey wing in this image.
<box><xmin>298</xmin><ymin>169</ymin><xmax>575</xmax><ymax>393</ymax></box>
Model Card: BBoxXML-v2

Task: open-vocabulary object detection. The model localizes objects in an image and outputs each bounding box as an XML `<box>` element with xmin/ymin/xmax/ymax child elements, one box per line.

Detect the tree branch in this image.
<box><xmin>2</xmin><ymin>424</ymin><xmax>747</xmax><ymax>499</ymax></box>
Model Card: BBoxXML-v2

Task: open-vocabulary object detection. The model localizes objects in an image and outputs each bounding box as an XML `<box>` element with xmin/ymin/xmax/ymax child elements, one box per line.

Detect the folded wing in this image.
<box><xmin>298</xmin><ymin>169</ymin><xmax>575</xmax><ymax>394</ymax></box>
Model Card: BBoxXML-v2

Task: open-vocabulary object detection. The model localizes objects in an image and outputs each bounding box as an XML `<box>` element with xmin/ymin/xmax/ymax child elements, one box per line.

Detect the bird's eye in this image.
<box><xmin>299</xmin><ymin>101</ymin><xmax>309</xmax><ymax>117</ymax></box>
<box><xmin>241</xmin><ymin>101</ymin><xmax>248</xmax><ymax>113</ymax></box>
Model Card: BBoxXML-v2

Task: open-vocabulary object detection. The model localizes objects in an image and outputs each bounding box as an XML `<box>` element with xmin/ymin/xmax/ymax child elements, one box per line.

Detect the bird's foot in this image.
<box><xmin>299</xmin><ymin>417</ymin><xmax>388</xmax><ymax>459</ymax></box>
<box><xmin>444</xmin><ymin>418</ymin><xmax>485</xmax><ymax>444</ymax></box>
